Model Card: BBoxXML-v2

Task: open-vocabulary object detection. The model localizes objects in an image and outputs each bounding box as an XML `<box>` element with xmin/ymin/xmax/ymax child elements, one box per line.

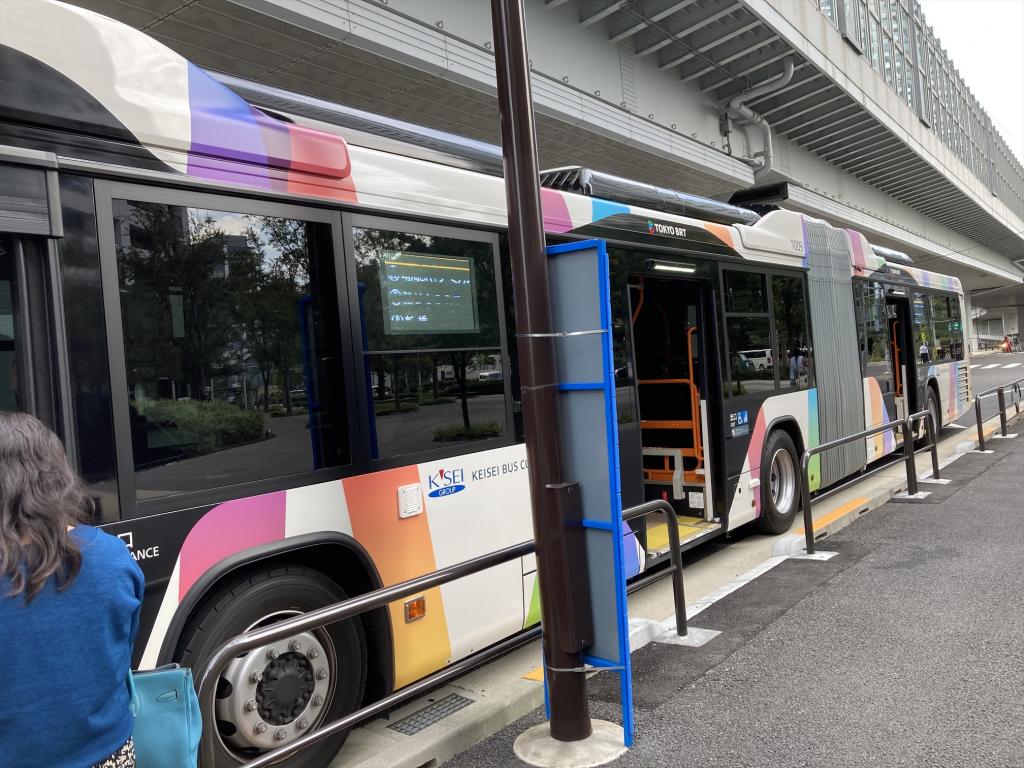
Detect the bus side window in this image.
<box><xmin>853</xmin><ymin>281</ymin><xmax>891</xmax><ymax>382</ymax></box>
<box><xmin>930</xmin><ymin>294</ymin><xmax>962</xmax><ymax>361</ymax></box>
<box><xmin>110</xmin><ymin>198</ymin><xmax>349</xmax><ymax>501</ymax></box>
<box><xmin>771</xmin><ymin>274</ymin><xmax>811</xmax><ymax>391</ymax></box>
<box><xmin>723</xmin><ymin>270</ymin><xmax>773</xmax><ymax>398</ymax></box>
<box><xmin>352</xmin><ymin>223</ymin><xmax>510</xmax><ymax>460</ymax></box>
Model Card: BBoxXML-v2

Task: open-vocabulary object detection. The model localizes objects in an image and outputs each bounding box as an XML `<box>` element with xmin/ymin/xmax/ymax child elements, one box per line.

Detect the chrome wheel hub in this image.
<box><xmin>769</xmin><ymin>448</ymin><xmax>796</xmax><ymax>513</ymax></box>
<box><xmin>216</xmin><ymin>612</ymin><xmax>334</xmax><ymax>752</ymax></box>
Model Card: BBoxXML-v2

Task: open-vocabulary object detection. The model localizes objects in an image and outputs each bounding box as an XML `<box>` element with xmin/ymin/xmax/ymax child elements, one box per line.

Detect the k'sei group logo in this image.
<box><xmin>427</xmin><ymin>467</ymin><xmax>466</xmax><ymax>498</ymax></box>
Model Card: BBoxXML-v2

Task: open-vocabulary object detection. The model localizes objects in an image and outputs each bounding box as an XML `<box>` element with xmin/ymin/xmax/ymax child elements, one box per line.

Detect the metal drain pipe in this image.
<box><xmin>722</xmin><ymin>57</ymin><xmax>795</xmax><ymax>178</ymax></box>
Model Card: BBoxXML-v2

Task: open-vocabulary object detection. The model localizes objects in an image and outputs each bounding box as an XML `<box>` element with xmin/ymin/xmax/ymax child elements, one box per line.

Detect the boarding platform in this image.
<box><xmin>443</xmin><ymin>404</ymin><xmax>1024</xmax><ymax>768</ymax></box>
<box><xmin>320</xmin><ymin>399</ymin><xmax>1024</xmax><ymax>768</ymax></box>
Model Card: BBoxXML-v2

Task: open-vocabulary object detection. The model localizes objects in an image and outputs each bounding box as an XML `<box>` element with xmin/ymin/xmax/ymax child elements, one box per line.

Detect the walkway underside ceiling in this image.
<box><xmin>551</xmin><ymin>0</ymin><xmax>1024</xmax><ymax>260</ymax></box>
<box><xmin>65</xmin><ymin>0</ymin><xmax>1022</xmax><ymax>267</ymax></box>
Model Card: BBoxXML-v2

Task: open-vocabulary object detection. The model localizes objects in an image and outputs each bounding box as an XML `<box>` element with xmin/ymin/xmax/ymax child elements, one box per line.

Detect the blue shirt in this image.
<box><xmin>0</xmin><ymin>525</ymin><xmax>144</xmax><ymax>768</ymax></box>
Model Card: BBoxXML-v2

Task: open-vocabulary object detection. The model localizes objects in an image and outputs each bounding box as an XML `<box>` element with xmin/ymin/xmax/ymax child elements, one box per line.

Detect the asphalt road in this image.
<box><xmin>954</xmin><ymin>350</ymin><xmax>1024</xmax><ymax>428</ymax></box>
<box><xmin>445</xmin><ymin>426</ymin><xmax>1024</xmax><ymax>767</ymax></box>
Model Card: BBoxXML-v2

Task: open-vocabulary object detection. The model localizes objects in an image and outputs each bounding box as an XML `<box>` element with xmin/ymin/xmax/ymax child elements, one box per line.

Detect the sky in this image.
<box><xmin>918</xmin><ymin>0</ymin><xmax>1024</xmax><ymax>163</ymax></box>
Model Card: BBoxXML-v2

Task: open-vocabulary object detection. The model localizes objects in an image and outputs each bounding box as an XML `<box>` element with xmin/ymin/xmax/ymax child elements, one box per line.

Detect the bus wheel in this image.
<box><xmin>758</xmin><ymin>430</ymin><xmax>801</xmax><ymax>534</ymax></box>
<box><xmin>919</xmin><ymin>389</ymin><xmax>941</xmax><ymax>446</ymax></box>
<box><xmin>178</xmin><ymin>566</ymin><xmax>367</xmax><ymax>768</ymax></box>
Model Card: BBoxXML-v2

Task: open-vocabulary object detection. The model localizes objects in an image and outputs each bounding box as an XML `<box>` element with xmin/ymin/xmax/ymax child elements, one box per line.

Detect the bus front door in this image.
<box><xmin>628</xmin><ymin>273</ymin><xmax>721</xmax><ymax>558</ymax></box>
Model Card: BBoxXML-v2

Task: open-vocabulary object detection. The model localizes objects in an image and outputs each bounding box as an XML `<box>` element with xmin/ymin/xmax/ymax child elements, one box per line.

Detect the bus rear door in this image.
<box><xmin>627</xmin><ymin>271</ymin><xmax>723</xmax><ymax>561</ymax></box>
<box><xmin>886</xmin><ymin>292</ymin><xmax>918</xmax><ymax>421</ymax></box>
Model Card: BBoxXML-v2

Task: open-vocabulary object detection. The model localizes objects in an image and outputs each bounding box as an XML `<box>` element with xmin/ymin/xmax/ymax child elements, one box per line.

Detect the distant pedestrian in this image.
<box><xmin>919</xmin><ymin>339</ymin><xmax>930</xmax><ymax>364</ymax></box>
<box><xmin>788</xmin><ymin>343</ymin><xmax>802</xmax><ymax>386</ymax></box>
<box><xmin>0</xmin><ymin>412</ymin><xmax>143</xmax><ymax>768</ymax></box>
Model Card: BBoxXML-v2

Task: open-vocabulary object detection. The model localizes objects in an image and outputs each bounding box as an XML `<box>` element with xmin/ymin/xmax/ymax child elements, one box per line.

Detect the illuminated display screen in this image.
<box><xmin>380</xmin><ymin>252</ymin><xmax>479</xmax><ymax>334</ymax></box>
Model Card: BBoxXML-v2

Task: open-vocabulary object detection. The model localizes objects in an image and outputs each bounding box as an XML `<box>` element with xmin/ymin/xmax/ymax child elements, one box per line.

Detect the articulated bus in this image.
<box><xmin>1</xmin><ymin>2</ymin><xmax>971</xmax><ymax>766</ymax></box>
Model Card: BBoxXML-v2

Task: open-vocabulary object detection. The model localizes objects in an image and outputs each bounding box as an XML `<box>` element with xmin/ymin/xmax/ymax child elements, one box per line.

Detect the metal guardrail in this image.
<box><xmin>623</xmin><ymin>499</ymin><xmax>688</xmax><ymax>637</ymax></box>
<box><xmin>802</xmin><ymin>373</ymin><xmax>1024</xmax><ymax>555</ymax></box>
<box><xmin>799</xmin><ymin>418</ymin><xmax>921</xmax><ymax>556</ymax></box>
<box><xmin>907</xmin><ymin>410</ymin><xmax>941</xmax><ymax>483</ymax></box>
<box><xmin>196</xmin><ymin>540</ymin><xmax>533</xmax><ymax>768</ymax></box>
<box><xmin>196</xmin><ymin>499</ymin><xmax>690</xmax><ymax>767</ymax></box>
<box><xmin>974</xmin><ymin>376</ymin><xmax>1024</xmax><ymax>452</ymax></box>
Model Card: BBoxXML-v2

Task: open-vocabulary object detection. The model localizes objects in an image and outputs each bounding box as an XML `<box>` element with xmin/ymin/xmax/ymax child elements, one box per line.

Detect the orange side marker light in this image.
<box><xmin>404</xmin><ymin>596</ymin><xmax>427</xmax><ymax>623</ymax></box>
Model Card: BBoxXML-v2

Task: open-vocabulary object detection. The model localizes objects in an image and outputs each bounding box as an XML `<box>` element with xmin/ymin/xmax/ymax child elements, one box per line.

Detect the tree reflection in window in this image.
<box><xmin>114</xmin><ymin>201</ymin><xmax>347</xmax><ymax>498</ymax></box>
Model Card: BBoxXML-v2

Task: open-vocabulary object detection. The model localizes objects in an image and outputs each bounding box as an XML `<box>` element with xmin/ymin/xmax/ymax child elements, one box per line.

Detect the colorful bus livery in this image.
<box><xmin>0</xmin><ymin>3</ymin><xmax>971</xmax><ymax>767</ymax></box>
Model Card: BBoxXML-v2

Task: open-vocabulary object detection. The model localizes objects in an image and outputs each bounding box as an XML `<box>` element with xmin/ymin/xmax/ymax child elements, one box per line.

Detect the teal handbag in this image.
<box><xmin>128</xmin><ymin>664</ymin><xmax>202</xmax><ymax>768</ymax></box>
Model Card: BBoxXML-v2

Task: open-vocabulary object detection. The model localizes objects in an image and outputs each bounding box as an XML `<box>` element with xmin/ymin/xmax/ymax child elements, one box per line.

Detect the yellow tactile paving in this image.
<box><xmin>794</xmin><ymin>497</ymin><xmax>870</xmax><ymax>536</ymax></box>
<box><xmin>522</xmin><ymin>667</ymin><xmax>544</xmax><ymax>682</ymax></box>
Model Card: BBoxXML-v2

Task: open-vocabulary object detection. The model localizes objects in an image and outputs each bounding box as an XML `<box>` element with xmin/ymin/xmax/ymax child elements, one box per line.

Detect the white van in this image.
<box><xmin>737</xmin><ymin>349</ymin><xmax>773</xmax><ymax>371</ymax></box>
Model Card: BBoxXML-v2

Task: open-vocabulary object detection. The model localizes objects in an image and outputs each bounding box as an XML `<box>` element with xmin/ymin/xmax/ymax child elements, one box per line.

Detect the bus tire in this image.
<box><xmin>758</xmin><ymin>429</ymin><xmax>801</xmax><ymax>534</ymax></box>
<box><xmin>919</xmin><ymin>388</ymin><xmax>941</xmax><ymax>446</ymax></box>
<box><xmin>178</xmin><ymin>566</ymin><xmax>367</xmax><ymax>768</ymax></box>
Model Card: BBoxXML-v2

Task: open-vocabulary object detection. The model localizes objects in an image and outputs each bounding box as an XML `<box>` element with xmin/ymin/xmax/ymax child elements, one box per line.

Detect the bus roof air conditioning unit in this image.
<box><xmin>871</xmin><ymin>245</ymin><xmax>914</xmax><ymax>265</ymax></box>
<box><xmin>539</xmin><ymin>167</ymin><xmax>760</xmax><ymax>227</ymax></box>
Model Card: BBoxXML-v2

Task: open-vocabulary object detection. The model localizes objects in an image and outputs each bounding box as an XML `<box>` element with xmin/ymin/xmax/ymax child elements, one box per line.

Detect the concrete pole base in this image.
<box><xmin>513</xmin><ymin>719</ymin><xmax>628</xmax><ymax>767</ymax></box>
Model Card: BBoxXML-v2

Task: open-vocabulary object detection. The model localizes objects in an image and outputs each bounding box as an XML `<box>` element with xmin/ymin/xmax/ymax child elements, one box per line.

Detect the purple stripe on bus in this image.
<box><xmin>186</xmin><ymin>63</ymin><xmax>271</xmax><ymax>186</ymax></box>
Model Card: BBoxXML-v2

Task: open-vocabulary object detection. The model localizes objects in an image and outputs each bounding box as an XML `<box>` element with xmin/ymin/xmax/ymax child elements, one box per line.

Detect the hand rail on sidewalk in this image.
<box><xmin>907</xmin><ymin>409</ymin><xmax>941</xmax><ymax>481</ymax></box>
<box><xmin>799</xmin><ymin>419</ymin><xmax>916</xmax><ymax>555</ymax></box>
<box><xmin>195</xmin><ymin>499</ymin><xmax>692</xmax><ymax>767</ymax></box>
<box><xmin>623</xmin><ymin>499</ymin><xmax>688</xmax><ymax>637</ymax></box>
<box><xmin>974</xmin><ymin>376</ymin><xmax>1024</xmax><ymax>451</ymax></box>
<box><xmin>196</xmin><ymin>540</ymin><xmax>534</xmax><ymax>768</ymax></box>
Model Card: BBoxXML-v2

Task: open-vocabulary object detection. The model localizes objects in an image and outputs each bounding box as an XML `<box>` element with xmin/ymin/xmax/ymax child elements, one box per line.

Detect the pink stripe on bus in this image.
<box><xmin>178</xmin><ymin>492</ymin><xmax>287</xmax><ymax>600</ymax></box>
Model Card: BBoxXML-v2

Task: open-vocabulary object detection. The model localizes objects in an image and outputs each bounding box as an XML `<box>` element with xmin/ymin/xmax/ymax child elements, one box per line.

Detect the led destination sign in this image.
<box><xmin>380</xmin><ymin>252</ymin><xmax>479</xmax><ymax>334</ymax></box>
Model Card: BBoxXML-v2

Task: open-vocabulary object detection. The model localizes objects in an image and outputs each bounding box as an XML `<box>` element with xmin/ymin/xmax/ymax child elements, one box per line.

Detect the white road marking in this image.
<box><xmin>1004</xmin><ymin>362</ymin><xmax>1021</xmax><ymax>369</ymax></box>
<box><xmin>970</xmin><ymin>364</ymin><xmax>981</xmax><ymax>369</ymax></box>
<box><xmin>982</xmin><ymin>363</ymin><xmax>1001</xmax><ymax>369</ymax></box>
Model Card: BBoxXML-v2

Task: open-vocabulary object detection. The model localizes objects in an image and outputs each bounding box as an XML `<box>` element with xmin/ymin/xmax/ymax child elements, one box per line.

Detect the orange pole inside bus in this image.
<box><xmin>891</xmin><ymin>320</ymin><xmax>902</xmax><ymax>397</ymax></box>
<box><xmin>687</xmin><ymin>326</ymin><xmax>703</xmax><ymax>463</ymax></box>
<box><xmin>631</xmin><ymin>278</ymin><xmax>645</xmax><ymax>325</ymax></box>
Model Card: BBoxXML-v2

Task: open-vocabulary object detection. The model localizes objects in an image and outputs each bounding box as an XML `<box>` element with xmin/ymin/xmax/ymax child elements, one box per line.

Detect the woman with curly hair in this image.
<box><xmin>0</xmin><ymin>412</ymin><xmax>144</xmax><ymax>768</ymax></box>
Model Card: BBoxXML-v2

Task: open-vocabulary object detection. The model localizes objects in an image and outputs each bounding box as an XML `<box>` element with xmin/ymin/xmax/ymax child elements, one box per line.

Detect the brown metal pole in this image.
<box><xmin>489</xmin><ymin>0</ymin><xmax>592</xmax><ymax>742</ymax></box>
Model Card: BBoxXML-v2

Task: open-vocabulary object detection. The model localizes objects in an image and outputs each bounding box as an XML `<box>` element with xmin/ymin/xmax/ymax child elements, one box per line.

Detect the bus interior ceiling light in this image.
<box><xmin>651</xmin><ymin>261</ymin><xmax>696</xmax><ymax>274</ymax></box>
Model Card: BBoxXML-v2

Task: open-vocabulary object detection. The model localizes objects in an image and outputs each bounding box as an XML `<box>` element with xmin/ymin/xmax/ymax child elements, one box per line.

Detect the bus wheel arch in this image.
<box><xmin>162</xmin><ymin>535</ymin><xmax>393</xmax><ymax>765</ymax></box>
<box><xmin>758</xmin><ymin>423</ymin><xmax>802</xmax><ymax>535</ymax></box>
<box><xmin>768</xmin><ymin>417</ymin><xmax>805</xmax><ymax>459</ymax></box>
<box><xmin>177</xmin><ymin>564</ymin><xmax>367</xmax><ymax>767</ymax></box>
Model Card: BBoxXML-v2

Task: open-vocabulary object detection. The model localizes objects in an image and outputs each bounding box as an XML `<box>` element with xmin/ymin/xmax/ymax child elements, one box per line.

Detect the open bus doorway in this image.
<box><xmin>628</xmin><ymin>273</ymin><xmax>721</xmax><ymax>561</ymax></box>
<box><xmin>886</xmin><ymin>294</ymin><xmax>918</xmax><ymax>421</ymax></box>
